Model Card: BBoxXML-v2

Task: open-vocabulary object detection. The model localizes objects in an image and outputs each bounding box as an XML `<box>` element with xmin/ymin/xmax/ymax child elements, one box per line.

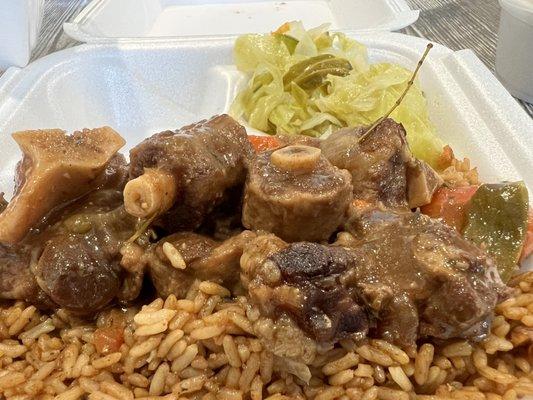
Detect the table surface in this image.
<box><xmin>22</xmin><ymin>0</ymin><xmax>532</xmax><ymax>119</ymax></box>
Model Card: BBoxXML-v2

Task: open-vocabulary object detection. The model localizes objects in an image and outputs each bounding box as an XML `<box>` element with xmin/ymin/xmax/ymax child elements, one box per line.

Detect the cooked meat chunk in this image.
<box><xmin>242</xmin><ymin>145</ymin><xmax>353</xmax><ymax>242</ymax></box>
<box><xmin>148</xmin><ymin>231</ymin><xmax>256</xmax><ymax>298</ymax></box>
<box><xmin>0</xmin><ymin>154</ymin><xmax>138</xmax><ymax>314</ymax></box>
<box><xmin>198</xmin><ymin>186</ymin><xmax>246</xmax><ymax>241</ymax></box>
<box><xmin>35</xmin><ymin>235</ymin><xmax>121</xmax><ymax>313</ymax></box>
<box><xmin>344</xmin><ymin>209</ymin><xmax>508</xmax><ymax>349</ymax></box>
<box><xmin>240</xmin><ymin>233</ymin><xmax>287</xmax><ymax>289</ymax></box>
<box><xmin>93</xmin><ymin>153</ymin><xmax>130</xmax><ymax>192</ymax></box>
<box><xmin>406</xmin><ymin>159</ymin><xmax>443</xmax><ymax>208</ymax></box>
<box><xmin>0</xmin><ymin>245</ymin><xmax>55</xmax><ymax>309</ymax></box>
<box><xmin>242</xmin><ymin>209</ymin><xmax>507</xmax><ymax>350</ymax></box>
<box><xmin>241</xmin><ymin>235</ymin><xmax>368</xmax><ymax>343</ymax></box>
<box><xmin>375</xmin><ymin>292</ymin><xmax>418</xmax><ymax>348</ymax></box>
<box><xmin>0</xmin><ymin>244</ymin><xmax>40</xmax><ymax>300</ymax></box>
<box><xmin>148</xmin><ymin>233</ymin><xmax>216</xmax><ymax>298</ymax></box>
<box><xmin>277</xmin><ymin>134</ymin><xmax>321</xmax><ymax>148</ymax></box>
<box><xmin>32</xmin><ymin>201</ymin><xmax>138</xmax><ymax>314</ymax></box>
<box><xmin>321</xmin><ymin>119</ymin><xmax>412</xmax><ymax>208</ymax></box>
<box><xmin>0</xmin><ymin>127</ymin><xmax>125</xmax><ymax>244</ymax></box>
<box><xmin>272</xmin><ymin>242</ymin><xmax>368</xmax><ymax>342</ymax></box>
<box><xmin>126</xmin><ymin>115</ymin><xmax>253</xmax><ymax>231</ymax></box>
<box><xmin>0</xmin><ymin>204</ymin><xmax>137</xmax><ymax>314</ymax></box>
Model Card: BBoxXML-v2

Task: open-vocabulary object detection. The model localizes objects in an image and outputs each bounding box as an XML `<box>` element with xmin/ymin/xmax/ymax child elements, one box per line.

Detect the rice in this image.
<box><xmin>157</xmin><ymin>329</ymin><xmax>184</xmax><ymax>359</ymax></box>
<box><xmin>355</xmin><ymin>345</ymin><xmax>393</xmax><ymax>367</ymax></box>
<box><xmin>149</xmin><ymin>363</ymin><xmax>169</xmax><ymax>395</ymax></box>
<box><xmin>199</xmin><ymin>281</ymin><xmax>231</xmax><ymax>297</ymax></box>
<box><xmin>322</xmin><ymin>352</ymin><xmax>359</xmax><ymax>375</ymax></box>
<box><xmin>92</xmin><ymin>352</ymin><xmax>122</xmax><ymax>369</ymax></box>
<box><xmin>162</xmin><ymin>242</ymin><xmax>186</xmax><ymax>270</ymax></box>
<box><xmin>129</xmin><ymin>336</ymin><xmax>162</xmax><ymax>358</ymax></box>
<box><xmin>0</xmin><ymin>273</ymin><xmax>531</xmax><ymax>399</ymax></box>
<box><xmin>167</xmin><ymin>339</ymin><xmax>187</xmax><ymax>361</ymax></box>
<box><xmin>100</xmin><ymin>380</ymin><xmax>134</xmax><ymax>399</ymax></box>
<box><xmin>414</xmin><ymin>343</ymin><xmax>435</xmax><ymax>385</ymax></box>
<box><xmin>223</xmin><ymin>335</ymin><xmax>242</xmax><ymax>368</ymax></box>
<box><xmin>438</xmin><ymin>149</ymin><xmax>479</xmax><ymax>187</ymax></box>
<box><xmin>389</xmin><ymin>366</ymin><xmax>413</xmax><ymax>391</ymax></box>
<box><xmin>7</xmin><ymin>305</ymin><xmax>35</xmax><ymax>336</ymax></box>
<box><xmin>171</xmin><ymin>344</ymin><xmax>198</xmax><ymax>373</ymax></box>
<box><xmin>190</xmin><ymin>324</ymin><xmax>225</xmax><ymax>340</ymax></box>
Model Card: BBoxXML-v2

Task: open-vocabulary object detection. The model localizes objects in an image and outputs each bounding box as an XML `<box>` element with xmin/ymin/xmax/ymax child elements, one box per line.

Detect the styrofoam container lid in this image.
<box><xmin>63</xmin><ymin>0</ymin><xmax>420</xmax><ymax>43</ymax></box>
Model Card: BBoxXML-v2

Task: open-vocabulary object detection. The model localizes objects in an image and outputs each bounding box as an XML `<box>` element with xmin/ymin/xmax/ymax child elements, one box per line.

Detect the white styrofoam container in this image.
<box><xmin>0</xmin><ymin>32</ymin><xmax>531</xmax><ymax>273</ymax></box>
<box><xmin>0</xmin><ymin>33</ymin><xmax>531</xmax><ymax>189</ymax></box>
<box><xmin>0</xmin><ymin>0</ymin><xmax>44</xmax><ymax>69</ymax></box>
<box><xmin>63</xmin><ymin>0</ymin><xmax>419</xmax><ymax>42</ymax></box>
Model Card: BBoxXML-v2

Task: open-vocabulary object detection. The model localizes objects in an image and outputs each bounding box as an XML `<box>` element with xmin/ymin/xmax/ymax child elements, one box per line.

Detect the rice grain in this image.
<box><xmin>199</xmin><ymin>282</ymin><xmax>231</xmax><ymax>297</ymax></box>
<box><xmin>0</xmin><ymin>371</ymin><xmax>25</xmax><ymax>389</ymax></box>
<box><xmin>88</xmin><ymin>391</ymin><xmax>117</xmax><ymax>400</ymax></box>
<box><xmin>92</xmin><ymin>352</ymin><xmax>122</xmax><ymax>369</ymax></box>
<box><xmin>239</xmin><ymin>352</ymin><xmax>260</xmax><ymax>391</ymax></box>
<box><xmin>323</xmin><ymin>352</ymin><xmax>359</xmax><ymax>375</ymax></box>
<box><xmin>8</xmin><ymin>306</ymin><xmax>36</xmax><ymax>336</ymax></box>
<box><xmin>171</xmin><ymin>344</ymin><xmax>198</xmax><ymax>373</ymax></box>
<box><xmin>54</xmin><ymin>386</ymin><xmax>84</xmax><ymax>400</ymax></box>
<box><xmin>150</xmin><ymin>363</ymin><xmax>170</xmax><ymax>395</ymax></box>
<box><xmin>389</xmin><ymin>366</ymin><xmax>413</xmax><ymax>391</ymax></box>
<box><xmin>414</xmin><ymin>344</ymin><xmax>434</xmax><ymax>385</ymax></box>
<box><xmin>100</xmin><ymin>381</ymin><xmax>134</xmax><ymax>400</ymax></box>
<box><xmin>130</xmin><ymin>336</ymin><xmax>162</xmax><ymax>358</ymax></box>
<box><xmin>191</xmin><ymin>325</ymin><xmax>225</xmax><ymax>340</ymax></box>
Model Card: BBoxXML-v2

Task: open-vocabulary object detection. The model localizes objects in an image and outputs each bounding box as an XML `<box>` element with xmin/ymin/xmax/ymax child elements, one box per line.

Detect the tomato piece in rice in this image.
<box><xmin>94</xmin><ymin>326</ymin><xmax>124</xmax><ymax>354</ymax></box>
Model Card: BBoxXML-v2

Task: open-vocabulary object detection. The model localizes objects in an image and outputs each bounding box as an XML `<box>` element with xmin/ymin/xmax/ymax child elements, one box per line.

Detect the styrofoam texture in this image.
<box><xmin>63</xmin><ymin>0</ymin><xmax>419</xmax><ymax>43</ymax></box>
<box><xmin>0</xmin><ymin>0</ymin><xmax>44</xmax><ymax>69</ymax></box>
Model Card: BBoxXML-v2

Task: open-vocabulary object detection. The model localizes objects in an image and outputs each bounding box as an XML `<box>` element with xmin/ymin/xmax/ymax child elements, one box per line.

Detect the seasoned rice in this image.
<box><xmin>437</xmin><ymin>145</ymin><xmax>479</xmax><ymax>187</ymax></box>
<box><xmin>0</xmin><ymin>275</ymin><xmax>531</xmax><ymax>399</ymax></box>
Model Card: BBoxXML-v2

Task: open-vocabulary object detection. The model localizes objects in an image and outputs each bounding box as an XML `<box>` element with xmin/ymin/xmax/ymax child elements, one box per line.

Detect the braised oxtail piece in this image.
<box><xmin>241</xmin><ymin>235</ymin><xmax>369</xmax><ymax>344</ymax></box>
<box><xmin>321</xmin><ymin>118</ymin><xmax>442</xmax><ymax>209</ymax></box>
<box><xmin>0</xmin><ymin>244</ymin><xmax>54</xmax><ymax>309</ymax></box>
<box><xmin>0</xmin><ymin>155</ymin><xmax>139</xmax><ymax>314</ymax></box>
<box><xmin>345</xmin><ymin>209</ymin><xmax>509</xmax><ymax>350</ymax></box>
<box><xmin>406</xmin><ymin>159</ymin><xmax>444</xmax><ymax>208</ymax></box>
<box><xmin>126</xmin><ymin>114</ymin><xmax>253</xmax><ymax>231</ymax></box>
<box><xmin>242</xmin><ymin>145</ymin><xmax>353</xmax><ymax>242</ymax></box>
<box><xmin>321</xmin><ymin>119</ymin><xmax>412</xmax><ymax>208</ymax></box>
<box><xmin>0</xmin><ymin>127</ymin><xmax>125</xmax><ymax>244</ymax></box>
<box><xmin>146</xmin><ymin>230</ymin><xmax>256</xmax><ymax>298</ymax></box>
<box><xmin>34</xmin><ymin>202</ymin><xmax>139</xmax><ymax>315</ymax></box>
<box><xmin>241</xmin><ymin>210</ymin><xmax>508</xmax><ymax>351</ymax></box>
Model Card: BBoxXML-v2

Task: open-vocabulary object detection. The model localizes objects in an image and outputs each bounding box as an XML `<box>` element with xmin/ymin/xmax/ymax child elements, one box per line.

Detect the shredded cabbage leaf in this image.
<box><xmin>230</xmin><ymin>21</ymin><xmax>443</xmax><ymax>166</ymax></box>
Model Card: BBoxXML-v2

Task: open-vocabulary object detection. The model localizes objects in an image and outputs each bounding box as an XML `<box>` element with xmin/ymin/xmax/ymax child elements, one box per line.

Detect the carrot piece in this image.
<box><xmin>420</xmin><ymin>186</ymin><xmax>478</xmax><ymax>231</ymax></box>
<box><xmin>248</xmin><ymin>135</ymin><xmax>282</xmax><ymax>152</ymax></box>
